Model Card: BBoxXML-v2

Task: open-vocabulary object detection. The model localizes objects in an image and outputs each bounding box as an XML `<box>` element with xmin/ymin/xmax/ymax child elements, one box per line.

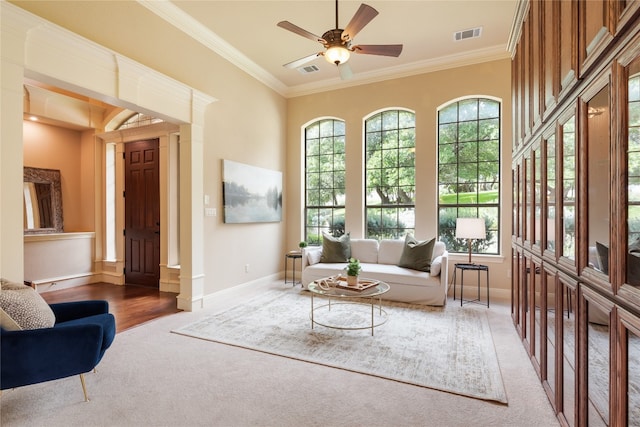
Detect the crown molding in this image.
<box><xmin>507</xmin><ymin>0</ymin><xmax>529</xmax><ymax>58</ymax></box>
<box><xmin>283</xmin><ymin>45</ymin><xmax>511</xmax><ymax>98</ymax></box>
<box><xmin>137</xmin><ymin>0</ymin><xmax>289</xmax><ymax>96</ymax></box>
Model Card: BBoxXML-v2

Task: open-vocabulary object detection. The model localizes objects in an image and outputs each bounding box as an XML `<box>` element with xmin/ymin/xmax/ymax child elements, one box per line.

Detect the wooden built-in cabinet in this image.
<box><xmin>511</xmin><ymin>1</ymin><xmax>640</xmax><ymax>426</ymax></box>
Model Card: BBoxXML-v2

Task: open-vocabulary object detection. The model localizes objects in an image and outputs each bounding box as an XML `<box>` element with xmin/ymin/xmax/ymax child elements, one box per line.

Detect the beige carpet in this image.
<box><xmin>173</xmin><ymin>288</ymin><xmax>507</xmax><ymax>403</ymax></box>
<box><xmin>0</xmin><ymin>281</ymin><xmax>560</xmax><ymax>427</ymax></box>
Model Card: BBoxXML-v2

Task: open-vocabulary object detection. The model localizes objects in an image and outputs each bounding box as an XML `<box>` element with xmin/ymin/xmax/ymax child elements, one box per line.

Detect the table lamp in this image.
<box><xmin>456</xmin><ymin>218</ymin><xmax>486</xmax><ymax>263</ymax></box>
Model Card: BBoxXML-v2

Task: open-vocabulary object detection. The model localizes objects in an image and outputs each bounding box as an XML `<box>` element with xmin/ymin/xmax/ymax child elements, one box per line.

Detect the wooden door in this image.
<box><xmin>125</xmin><ymin>139</ymin><xmax>160</xmax><ymax>287</ymax></box>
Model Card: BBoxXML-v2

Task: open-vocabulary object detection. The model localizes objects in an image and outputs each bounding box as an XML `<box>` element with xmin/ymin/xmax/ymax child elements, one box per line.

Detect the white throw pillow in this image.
<box><xmin>307</xmin><ymin>249</ymin><xmax>322</xmax><ymax>265</ymax></box>
<box><xmin>430</xmin><ymin>256</ymin><xmax>442</xmax><ymax>276</ymax></box>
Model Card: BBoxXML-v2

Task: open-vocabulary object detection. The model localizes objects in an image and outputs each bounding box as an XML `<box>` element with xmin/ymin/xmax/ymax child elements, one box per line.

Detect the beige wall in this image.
<box><xmin>202</xmin><ymin>70</ymin><xmax>287</xmax><ymax>295</ymax></box>
<box><xmin>286</xmin><ymin>58</ymin><xmax>513</xmax><ymax>296</ymax></box>
<box><xmin>5</xmin><ymin>2</ymin><xmax>288</xmax><ymax>301</ymax></box>
<box><xmin>6</xmin><ymin>1</ymin><xmax>512</xmax><ymax>301</ymax></box>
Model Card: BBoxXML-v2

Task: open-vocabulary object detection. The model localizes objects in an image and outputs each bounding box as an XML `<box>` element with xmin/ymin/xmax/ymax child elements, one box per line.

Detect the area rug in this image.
<box><xmin>172</xmin><ymin>288</ymin><xmax>508</xmax><ymax>404</ymax></box>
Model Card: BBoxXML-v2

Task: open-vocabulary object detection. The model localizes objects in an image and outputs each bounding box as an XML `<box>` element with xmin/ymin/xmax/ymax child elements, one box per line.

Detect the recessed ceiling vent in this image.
<box><xmin>454</xmin><ymin>27</ymin><xmax>482</xmax><ymax>41</ymax></box>
<box><xmin>297</xmin><ymin>64</ymin><xmax>320</xmax><ymax>74</ymax></box>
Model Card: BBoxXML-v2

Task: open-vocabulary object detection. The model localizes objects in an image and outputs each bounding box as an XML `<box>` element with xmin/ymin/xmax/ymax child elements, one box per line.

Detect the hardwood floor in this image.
<box><xmin>41</xmin><ymin>283</ymin><xmax>181</xmax><ymax>333</ymax></box>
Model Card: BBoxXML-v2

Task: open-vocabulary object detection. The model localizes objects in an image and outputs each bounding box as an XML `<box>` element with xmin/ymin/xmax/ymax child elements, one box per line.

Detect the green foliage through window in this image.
<box><xmin>438</xmin><ymin>98</ymin><xmax>500</xmax><ymax>255</ymax></box>
<box><xmin>305</xmin><ymin>119</ymin><xmax>346</xmax><ymax>244</ymax></box>
<box><xmin>365</xmin><ymin>110</ymin><xmax>416</xmax><ymax>239</ymax></box>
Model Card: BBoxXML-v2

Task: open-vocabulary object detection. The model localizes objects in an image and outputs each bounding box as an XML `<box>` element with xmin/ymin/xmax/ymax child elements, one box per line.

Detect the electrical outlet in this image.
<box><xmin>245</xmin><ymin>264</ymin><xmax>250</xmax><ymax>273</ymax></box>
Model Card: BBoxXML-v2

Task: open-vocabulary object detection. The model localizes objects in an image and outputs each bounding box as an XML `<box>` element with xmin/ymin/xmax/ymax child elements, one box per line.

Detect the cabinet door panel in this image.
<box><xmin>585</xmin><ymin>83</ymin><xmax>611</xmax><ymax>283</ymax></box>
<box><xmin>626</xmin><ymin>57</ymin><xmax>640</xmax><ymax>297</ymax></box>
<box><xmin>560</xmin><ymin>0</ymin><xmax>578</xmax><ymax>94</ymax></box>
<box><xmin>580</xmin><ymin>0</ymin><xmax>614</xmax><ymax>75</ymax></box>
<box><xmin>561</xmin><ymin>114</ymin><xmax>577</xmax><ymax>264</ymax></box>
<box><xmin>560</xmin><ymin>278</ymin><xmax>577</xmax><ymax>427</ymax></box>
<box><xmin>582</xmin><ymin>292</ymin><xmax>611</xmax><ymax>426</ymax></box>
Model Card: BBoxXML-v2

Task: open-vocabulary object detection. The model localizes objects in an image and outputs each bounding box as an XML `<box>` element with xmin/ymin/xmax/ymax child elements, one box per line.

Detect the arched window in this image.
<box><xmin>365</xmin><ymin>109</ymin><xmax>416</xmax><ymax>239</ymax></box>
<box><xmin>438</xmin><ymin>97</ymin><xmax>500</xmax><ymax>255</ymax></box>
<box><xmin>304</xmin><ymin>119</ymin><xmax>346</xmax><ymax>244</ymax></box>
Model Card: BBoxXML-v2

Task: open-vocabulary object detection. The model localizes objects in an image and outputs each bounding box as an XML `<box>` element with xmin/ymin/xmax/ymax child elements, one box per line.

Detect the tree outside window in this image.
<box><xmin>438</xmin><ymin>98</ymin><xmax>500</xmax><ymax>255</ymax></box>
<box><xmin>305</xmin><ymin>119</ymin><xmax>346</xmax><ymax>244</ymax></box>
<box><xmin>365</xmin><ymin>110</ymin><xmax>415</xmax><ymax>239</ymax></box>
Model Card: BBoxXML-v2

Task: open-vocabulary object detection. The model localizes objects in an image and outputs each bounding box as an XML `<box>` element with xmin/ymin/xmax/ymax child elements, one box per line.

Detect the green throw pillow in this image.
<box><xmin>398</xmin><ymin>235</ymin><xmax>435</xmax><ymax>272</ymax></box>
<box><xmin>320</xmin><ymin>232</ymin><xmax>351</xmax><ymax>263</ymax></box>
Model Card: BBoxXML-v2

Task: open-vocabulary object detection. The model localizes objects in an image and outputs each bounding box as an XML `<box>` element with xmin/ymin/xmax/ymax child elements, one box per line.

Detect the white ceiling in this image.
<box><xmin>141</xmin><ymin>0</ymin><xmax>519</xmax><ymax>97</ymax></box>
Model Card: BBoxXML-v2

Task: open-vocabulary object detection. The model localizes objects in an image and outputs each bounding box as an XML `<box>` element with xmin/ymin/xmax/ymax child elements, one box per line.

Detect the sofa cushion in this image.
<box><xmin>398</xmin><ymin>235</ymin><xmax>435</xmax><ymax>272</ymax></box>
<box><xmin>359</xmin><ymin>264</ymin><xmax>439</xmax><ymax>287</ymax></box>
<box><xmin>320</xmin><ymin>232</ymin><xmax>351</xmax><ymax>263</ymax></box>
<box><xmin>378</xmin><ymin>239</ymin><xmax>405</xmax><ymax>265</ymax></box>
<box><xmin>0</xmin><ymin>279</ymin><xmax>56</xmax><ymax>331</ymax></box>
<box><xmin>303</xmin><ymin>263</ymin><xmax>438</xmax><ymax>288</ymax></box>
<box><xmin>350</xmin><ymin>239</ymin><xmax>379</xmax><ymax>263</ymax></box>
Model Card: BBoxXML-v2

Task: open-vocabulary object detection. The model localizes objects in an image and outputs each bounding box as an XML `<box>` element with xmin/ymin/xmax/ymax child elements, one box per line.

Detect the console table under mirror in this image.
<box><xmin>23</xmin><ymin>166</ymin><xmax>63</xmax><ymax>234</ymax></box>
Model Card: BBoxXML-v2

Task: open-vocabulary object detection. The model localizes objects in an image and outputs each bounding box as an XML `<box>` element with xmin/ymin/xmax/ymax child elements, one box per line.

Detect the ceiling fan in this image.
<box><xmin>277</xmin><ymin>1</ymin><xmax>403</xmax><ymax>80</ymax></box>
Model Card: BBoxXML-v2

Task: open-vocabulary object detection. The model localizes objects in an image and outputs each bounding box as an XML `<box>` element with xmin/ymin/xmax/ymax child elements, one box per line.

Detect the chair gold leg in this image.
<box><xmin>79</xmin><ymin>374</ymin><xmax>89</xmax><ymax>402</ymax></box>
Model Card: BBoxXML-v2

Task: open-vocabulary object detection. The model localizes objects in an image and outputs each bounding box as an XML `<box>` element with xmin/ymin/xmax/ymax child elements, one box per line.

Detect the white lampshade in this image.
<box><xmin>324</xmin><ymin>46</ymin><xmax>350</xmax><ymax>65</ymax></box>
<box><xmin>455</xmin><ymin>218</ymin><xmax>486</xmax><ymax>240</ymax></box>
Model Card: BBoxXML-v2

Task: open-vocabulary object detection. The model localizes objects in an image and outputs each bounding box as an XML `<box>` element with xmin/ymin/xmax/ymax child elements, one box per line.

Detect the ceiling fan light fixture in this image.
<box><xmin>324</xmin><ymin>46</ymin><xmax>350</xmax><ymax>65</ymax></box>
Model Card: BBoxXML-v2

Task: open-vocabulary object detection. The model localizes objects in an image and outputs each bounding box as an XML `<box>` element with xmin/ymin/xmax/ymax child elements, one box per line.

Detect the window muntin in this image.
<box><xmin>365</xmin><ymin>110</ymin><xmax>416</xmax><ymax>239</ymax></box>
<box><xmin>304</xmin><ymin>119</ymin><xmax>346</xmax><ymax>244</ymax></box>
<box><xmin>438</xmin><ymin>98</ymin><xmax>500</xmax><ymax>255</ymax></box>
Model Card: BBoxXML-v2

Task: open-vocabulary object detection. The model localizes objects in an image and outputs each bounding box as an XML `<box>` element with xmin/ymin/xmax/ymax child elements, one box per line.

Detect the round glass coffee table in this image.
<box><xmin>307</xmin><ymin>278</ymin><xmax>390</xmax><ymax>336</ymax></box>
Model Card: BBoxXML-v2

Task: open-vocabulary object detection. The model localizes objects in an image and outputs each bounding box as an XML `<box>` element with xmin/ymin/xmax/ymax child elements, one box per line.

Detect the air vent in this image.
<box><xmin>297</xmin><ymin>65</ymin><xmax>320</xmax><ymax>74</ymax></box>
<box><xmin>454</xmin><ymin>27</ymin><xmax>482</xmax><ymax>41</ymax></box>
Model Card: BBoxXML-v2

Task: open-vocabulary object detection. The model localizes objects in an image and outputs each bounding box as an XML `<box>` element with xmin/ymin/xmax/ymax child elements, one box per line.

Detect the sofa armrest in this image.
<box><xmin>439</xmin><ymin>250</ymin><xmax>449</xmax><ymax>291</ymax></box>
<box><xmin>301</xmin><ymin>246</ymin><xmax>322</xmax><ymax>269</ymax></box>
<box><xmin>50</xmin><ymin>300</ymin><xmax>110</xmax><ymax>323</ymax></box>
<box><xmin>0</xmin><ymin>323</ymin><xmax>103</xmax><ymax>390</ymax></box>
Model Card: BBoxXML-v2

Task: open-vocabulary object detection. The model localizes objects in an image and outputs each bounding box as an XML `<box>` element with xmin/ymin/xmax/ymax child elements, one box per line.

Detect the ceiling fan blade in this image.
<box><xmin>283</xmin><ymin>53</ymin><xmax>321</xmax><ymax>69</ymax></box>
<box><xmin>341</xmin><ymin>4</ymin><xmax>379</xmax><ymax>42</ymax></box>
<box><xmin>338</xmin><ymin>62</ymin><xmax>353</xmax><ymax>80</ymax></box>
<box><xmin>353</xmin><ymin>44</ymin><xmax>403</xmax><ymax>57</ymax></box>
<box><xmin>277</xmin><ymin>21</ymin><xmax>325</xmax><ymax>44</ymax></box>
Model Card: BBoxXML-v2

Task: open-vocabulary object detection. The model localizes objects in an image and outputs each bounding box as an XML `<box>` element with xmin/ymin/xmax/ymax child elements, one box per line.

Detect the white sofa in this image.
<box><xmin>301</xmin><ymin>239</ymin><xmax>449</xmax><ymax>306</ymax></box>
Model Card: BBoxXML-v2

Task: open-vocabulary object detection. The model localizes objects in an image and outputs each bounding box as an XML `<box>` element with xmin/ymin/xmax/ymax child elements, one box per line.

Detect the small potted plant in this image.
<box><xmin>298</xmin><ymin>241</ymin><xmax>308</xmax><ymax>250</ymax></box>
<box><xmin>345</xmin><ymin>257</ymin><xmax>361</xmax><ymax>286</ymax></box>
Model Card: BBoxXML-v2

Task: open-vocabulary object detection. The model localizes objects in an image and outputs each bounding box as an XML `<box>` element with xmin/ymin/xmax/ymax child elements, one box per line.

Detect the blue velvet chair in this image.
<box><xmin>0</xmin><ymin>300</ymin><xmax>116</xmax><ymax>401</ymax></box>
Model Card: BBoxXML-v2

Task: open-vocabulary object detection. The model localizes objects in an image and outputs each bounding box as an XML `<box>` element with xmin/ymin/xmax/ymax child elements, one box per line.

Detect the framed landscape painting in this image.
<box><xmin>222</xmin><ymin>160</ymin><xmax>282</xmax><ymax>223</ymax></box>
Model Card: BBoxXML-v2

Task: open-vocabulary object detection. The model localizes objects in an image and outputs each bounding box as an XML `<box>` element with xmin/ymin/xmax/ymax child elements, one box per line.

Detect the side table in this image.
<box><xmin>452</xmin><ymin>263</ymin><xmax>489</xmax><ymax>307</ymax></box>
<box><xmin>284</xmin><ymin>251</ymin><xmax>302</xmax><ymax>286</ymax></box>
